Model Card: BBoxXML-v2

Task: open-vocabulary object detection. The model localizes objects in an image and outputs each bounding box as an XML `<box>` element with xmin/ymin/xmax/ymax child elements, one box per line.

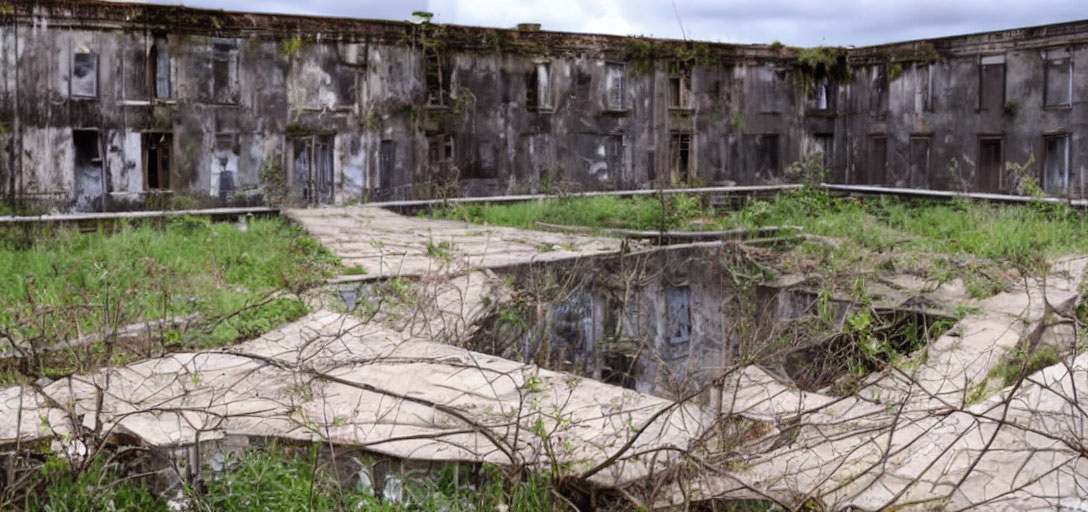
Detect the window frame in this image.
<box><xmin>605</xmin><ymin>62</ymin><xmax>627</xmax><ymax>111</ymax></box>
<box><xmin>71</xmin><ymin>49</ymin><xmax>99</xmax><ymax>99</ymax></box>
<box><xmin>1043</xmin><ymin>50</ymin><xmax>1073</xmax><ymax>109</ymax></box>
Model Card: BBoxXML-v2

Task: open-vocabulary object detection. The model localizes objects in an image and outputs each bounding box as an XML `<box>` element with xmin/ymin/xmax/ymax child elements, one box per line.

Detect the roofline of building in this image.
<box><xmin>14</xmin><ymin>1</ymin><xmax>1088</xmax><ymax>63</ymax></box>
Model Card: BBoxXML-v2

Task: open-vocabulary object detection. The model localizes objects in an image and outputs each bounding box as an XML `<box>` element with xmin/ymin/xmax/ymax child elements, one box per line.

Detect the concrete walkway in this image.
<box><xmin>285</xmin><ymin>206</ymin><xmax>622</xmax><ymax>278</ymax></box>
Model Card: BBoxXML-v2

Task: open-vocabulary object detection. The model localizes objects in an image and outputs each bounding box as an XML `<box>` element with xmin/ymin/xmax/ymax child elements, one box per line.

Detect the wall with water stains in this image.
<box><xmin>0</xmin><ymin>2</ymin><xmax>1087</xmax><ymax>212</ymax></box>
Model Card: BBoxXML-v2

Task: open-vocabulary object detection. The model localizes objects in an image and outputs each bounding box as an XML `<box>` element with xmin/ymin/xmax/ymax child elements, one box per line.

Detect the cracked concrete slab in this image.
<box><xmin>699</xmin><ymin>255</ymin><xmax>1088</xmax><ymax>510</ymax></box>
<box><xmin>285</xmin><ymin>206</ymin><xmax>623</xmax><ymax>278</ymax></box>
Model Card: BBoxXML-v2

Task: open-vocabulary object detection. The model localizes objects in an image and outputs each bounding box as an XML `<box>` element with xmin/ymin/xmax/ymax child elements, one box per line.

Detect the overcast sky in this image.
<box><xmin>125</xmin><ymin>0</ymin><xmax>1088</xmax><ymax>47</ymax></box>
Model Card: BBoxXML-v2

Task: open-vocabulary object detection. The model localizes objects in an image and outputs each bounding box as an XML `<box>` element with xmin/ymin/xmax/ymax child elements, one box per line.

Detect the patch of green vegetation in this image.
<box><xmin>342</xmin><ymin>265</ymin><xmax>368</xmax><ymax>276</ymax></box>
<box><xmin>14</xmin><ymin>444</ymin><xmax>558</xmax><ymax>512</ymax></box>
<box><xmin>425</xmin><ymin>240</ymin><xmax>454</xmax><ymax>261</ymax></box>
<box><xmin>432</xmin><ymin>190</ymin><xmax>1088</xmax><ymax>264</ymax></box>
<box><xmin>988</xmin><ymin>344</ymin><xmax>1061</xmax><ymax>388</ymax></box>
<box><xmin>0</xmin><ymin>217</ymin><xmax>337</xmax><ymax>375</ymax></box>
<box><xmin>201</xmin><ymin>297</ymin><xmax>310</xmax><ymax>348</ymax></box>
<box><xmin>15</xmin><ymin>454</ymin><xmax>167</xmax><ymax>511</ymax></box>
<box><xmin>279</xmin><ymin>35</ymin><xmax>303</xmax><ymax>57</ymax></box>
<box><xmin>430</xmin><ymin>194</ymin><xmax>716</xmax><ymax>233</ymax></box>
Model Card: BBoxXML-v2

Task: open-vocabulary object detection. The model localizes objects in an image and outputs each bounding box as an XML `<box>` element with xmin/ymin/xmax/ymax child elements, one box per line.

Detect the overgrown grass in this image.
<box><xmin>436</xmin><ymin>191</ymin><xmax>1088</xmax><ymax>261</ymax></box>
<box><xmin>432</xmin><ymin>190</ymin><xmax>1088</xmax><ymax>299</ymax></box>
<box><xmin>15</xmin><ymin>445</ymin><xmax>558</xmax><ymax>512</ymax></box>
<box><xmin>0</xmin><ymin>216</ymin><xmax>337</xmax><ymax>376</ymax></box>
<box><xmin>432</xmin><ymin>194</ymin><xmax>715</xmax><ymax>232</ymax></box>
<box><xmin>988</xmin><ymin>344</ymin><xmax>1061</xmax><ymax>388</ymax></box>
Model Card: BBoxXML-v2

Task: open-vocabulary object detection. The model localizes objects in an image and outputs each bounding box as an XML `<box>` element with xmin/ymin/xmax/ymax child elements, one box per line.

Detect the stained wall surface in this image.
<box><xmin>1</xmin><ymin>2</ymin><xmax>1086</xmax><ymax>211</ymax></box>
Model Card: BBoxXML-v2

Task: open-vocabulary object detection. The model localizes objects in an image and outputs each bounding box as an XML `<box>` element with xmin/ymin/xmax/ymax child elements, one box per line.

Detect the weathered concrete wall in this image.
<box><xmin>845</xmin><ymin>26</ymin><xmax>1088</xmax><ymax>196</ymax></box>
<box><xmin>0</xmin><ymin>2</ymin><xmax>1086</xmax><ymax>212</ymax></box>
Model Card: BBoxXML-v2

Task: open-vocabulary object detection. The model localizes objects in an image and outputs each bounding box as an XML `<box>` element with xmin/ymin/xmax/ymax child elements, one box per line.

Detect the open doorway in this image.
<box><xmin>142</xmin><ymin>132</ymin><xmax>172</xmax><ymax>191</ymax></box>
<box><xmin>977</xmin><ymin>137</ymin><xmax>1003</xmax><ymax>193</ymax></box>
<box><xmin>73</xmin><ymin>129</ymin><xmax>104</xmax><ymax>211</ymax></box>
<box><xmin>290</xmin><ymin>134</ymin><xmax>335</xmax><ymax>205</ymax></box>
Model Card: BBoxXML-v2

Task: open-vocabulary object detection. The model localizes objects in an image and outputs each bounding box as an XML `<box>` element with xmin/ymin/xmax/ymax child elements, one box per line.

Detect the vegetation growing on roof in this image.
<box><xmin>795</xmin><ymin>46</ymin><xmax>850</xmax><ymax>91</ymax></box>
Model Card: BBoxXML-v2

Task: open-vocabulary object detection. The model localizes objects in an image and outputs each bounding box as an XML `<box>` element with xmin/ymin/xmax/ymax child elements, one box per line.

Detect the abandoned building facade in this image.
<box><xmin>2</xmin><ymin>1</ymin><xmax>1088</xmax><ymax>212</ymax></box>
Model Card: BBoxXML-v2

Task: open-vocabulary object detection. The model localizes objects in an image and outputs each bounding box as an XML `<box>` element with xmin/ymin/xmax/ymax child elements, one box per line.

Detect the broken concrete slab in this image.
<box><xmin>285</xmin><ymin>206</ymin><xmax>624</xmax><ymax>278</ymax></box>
<box><xmin>3</xmin><ymin>311</ymin><xmax>709</xmax><ymax>495</ymax></box>
<box><xmin>694</xmin><ymin>255</ymin><xmax>1088</xmax><ymax>510</ymax></box>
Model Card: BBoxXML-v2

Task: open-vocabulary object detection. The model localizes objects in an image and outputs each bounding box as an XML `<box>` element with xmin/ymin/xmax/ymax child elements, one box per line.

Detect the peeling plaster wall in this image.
<box><xmin>1</xmin><ymin>2</ymin><xmax>1088</xmax><ymax>212</ymax></box>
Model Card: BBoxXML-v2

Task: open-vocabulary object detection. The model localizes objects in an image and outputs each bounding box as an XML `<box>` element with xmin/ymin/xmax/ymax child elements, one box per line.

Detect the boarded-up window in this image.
<box><xmin>152</xmin><ymin>37</ymin><xmax>171</xmax><ymax>99</ymax></box>
<box><xmin>72</xmin><ymin>50</ymin><xmax>98</xmax><ymax>97</ymax></box>
<box><xmin>665</xmin><ymin>285</ymin><xmax>691</xmax><ymax>347</ymax></box>
<box><xmin>379</xmin><ymin>140</ymin><xmax>396</xmax><ymax>188</ymax></box>
<box><xmin>669</xmin><ymin>132</ymin><xmax>692</xmax><ymax>182</ymax></box>
<box><xmin>916</xmin><ymin>63</ymin><xmax>934</xmax><ymax>112</ymax></box>
<box><xmin>1044</xmin><ymin>50</ymin><xmax>1072</xmax><ymax>108</ymax></box>
<box><xmin>867</xmin><ymin>135</ymin><xmax>887</xmax><ymax>185</ymax></box>
<box><xmin>979</xmin><ymin>55</ymin><xmax>1005</xmax><ymax>112</ymax></box>
<box><xmin>978</xmin><ymin>138</ymin><xmax>1002</xmax><ymax>193</ymax></box>
<box><xmin>606</xmin><ymin>63</ymin><xmax>625</xmax><ymax>110</ymax></box>
<box><xmin>757</xmin><ymin>67</ymin><xmax>782</xmax><ymax>114</ymax></box>
<box><xmin>143</xmin><ymin>132</ymin><xmax>172</xmax><ymax>190</ymax></box>
<box><xmin>607</xmin><ymin>135</ymin><xmax>625</xmax><ymax>185</ymax></box>
<box><xmin>868</xmin><ymin>65</ymin><xmax>887</xmax><ymax>115</ymax></box>
<box><xmin>527</xmin><ymin>63</ymin><xmax>551</xmax><ymax>110</ymax></box>
<box><xmin>755</xmin><ymin>134</ymin><xmax>781</xmax><ymax>179</ymax></box>
<box><xmin>212</xmin><ymin>40</ymin><xmax>239</xmax><ymax>104</ymax></box>
<box><xmin>909</xmin><ymin>136</ymin><xmax>931</xmax><ymax>189</ymax></box>
<box><xmin>1043</xmin><ymin>134</ymin><xmax>1070</xmax><ymax>195</ymax></box>
<box><xmin>122</xmin><ymin>40</ymin><xmax>148</xmax><ymax>100</ymax></box>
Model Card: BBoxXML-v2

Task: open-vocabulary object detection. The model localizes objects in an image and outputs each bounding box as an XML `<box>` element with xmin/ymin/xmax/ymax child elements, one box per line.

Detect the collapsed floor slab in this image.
<box><xmin>0</xmin><ymin>311</ymin><xmax>708</xmax><ymax>495</ymax></box>
<box><xmin>699</xmin><ymin>256</ymin><xmax>1088</xmax><ymax>510</ymax></box>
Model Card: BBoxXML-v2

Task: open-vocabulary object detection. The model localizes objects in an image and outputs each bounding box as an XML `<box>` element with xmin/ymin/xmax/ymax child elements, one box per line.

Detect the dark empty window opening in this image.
<box><xmin>73</xmin><ymin>130</ymin><xmax>101</xmax><ymax>167</ymax></box>
<box><xmin>909</xmin><ymin>136</ymin><xmax>931</xmax><ymax>189</ymax></box>
<box><xmin>1043</xmin><ymin>134</ymin><xmax>1071</xmax><ymax>196</ymax></box>
<box><xmin>1044</xmin><ymin>51</ymin><xmax>1072</xmax><ymax>108</ymax></box>
<box><xmin>669</xmin><ymin>74</ymin><xmax>690</xmax><ymax>109</ymax></box>
<box><xmin>867</xmin><ymin>135</ymin><xmax>887</xmax><ymax>185</ymax></box>
<box><xmin>379</xmin><ymin>140</ymin><xmax>396</xmax><ymax>189</ymax></box>
<box><xmin>979</xmin><ymin>56</ymin><xmax>1005</xmax><ymax>112</ymax></box>
<box><xmin>665</xmin><ymin>285</ymin><xmax>692</xmax><ymax>347</ymax></box>
<box><xmin>868</xmin><ymin>64</ymin><xmax>887</xmax><ymax>115</ymax></box>
<box><xmin>527</xmin><ymin>62</ymin><xmax>552</xmax><ymax>110</ymax></box>
<box><xmin>151</xmin><ymin>37</ymin><xmax>170</xmax><ymax>100</ymax></box>
<box><xmin>669</xmin><ymin>132</ymin><xmax>692</xmax><ymax>183</ymax></box>
<box><xmin>424</xmin><ymin>52</ymin><xmax>447</xmax><ymax>107</ymax></box>
<box><xmin>466</xmin><ymin>141</ymin><xmax>496</xmax><ymax>180</ymax></box>
<box><xmin>143</xmin><ymin>132</ymin><xmax>173</xmax><ymax>190</ymax></box>
<box><xmin>72</xmin><ymin>50</ymin><xmax>98</xmax><ymax>98</ymax></box>
<box><xmin>606</xmin><ymin>63</ymin><xmax>626</xmax><ymax>110</ymax></box>
<box><xmin>756</xmin><ymin>134</ymin><xmax>781</xmax><ymax>179</ymax></box>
